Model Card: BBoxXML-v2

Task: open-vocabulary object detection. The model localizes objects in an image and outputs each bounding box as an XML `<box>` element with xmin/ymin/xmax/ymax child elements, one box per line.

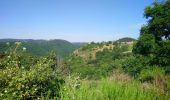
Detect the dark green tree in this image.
<box><xmin>142</xmin><ymin>0</ymin><xmax>170</xmax><ymax>40</ymax></box>
<box><xmin>133</xmin><ymin>0</ymin><xmax>170</xmax><ymax>68</ymax></box>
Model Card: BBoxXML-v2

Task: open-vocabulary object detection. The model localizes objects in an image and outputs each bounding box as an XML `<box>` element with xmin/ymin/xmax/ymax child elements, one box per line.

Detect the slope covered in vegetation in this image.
<box><xmin>115</xmin><ymin>37</ymin><xmax>136</xmax><ymax>42</ymax></box>
<box><xmin>63</xmin><ymin>40</ymin><xmax>134</xmax><ymax>79</ymax></box>
<box><xmin>0</xmin><ymin>39</ymin><xmax>79</xmax><ymax>57</ymax></box>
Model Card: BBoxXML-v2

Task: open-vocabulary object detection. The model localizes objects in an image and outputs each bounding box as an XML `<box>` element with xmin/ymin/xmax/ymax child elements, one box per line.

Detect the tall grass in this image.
<box><xmin>60</xmin><ymin>78</ymin><xmax>169</xmax><ymax>100</ymax></box>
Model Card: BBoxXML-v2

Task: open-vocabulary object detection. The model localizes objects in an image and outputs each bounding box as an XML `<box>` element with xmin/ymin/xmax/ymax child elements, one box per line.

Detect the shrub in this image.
<box><xmin>133</xmin><ymin>34</ymin><xmax>157</xmax><ymax>56</ymax></box>
<box><xmin>138</xmin><ymin>66</ymin><xmax>165</xmax><ymax>83</ymax></box>
<box><xmin>122</xmin><ymin>56</ymin><xmax>150</xmax><ymax>77</ymax></box>
<box><xmin>153</xmin><ymin>40</ymin><xmax>170</xmax><ymax>67</ymax></box>
<box><xmin>0</xmin><ymin>43</ymin><xmax>64</xmax><ymax>99</ymax></box>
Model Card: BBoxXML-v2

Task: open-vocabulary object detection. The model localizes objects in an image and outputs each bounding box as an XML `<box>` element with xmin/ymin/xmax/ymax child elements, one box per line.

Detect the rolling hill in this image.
<box><xmin>115</xmin><ymin>37</ymin><xmax>136</xmax><ymax>42</ymax></box>
<box><xmin>73</xmin><ymin>37</ymin><xmax>135</xmax><ymax>60</ymax></box>
<box><xmin>0</xmin><ymin>39</ymin><xmax>79</xmax><ymax>57</ymax></box>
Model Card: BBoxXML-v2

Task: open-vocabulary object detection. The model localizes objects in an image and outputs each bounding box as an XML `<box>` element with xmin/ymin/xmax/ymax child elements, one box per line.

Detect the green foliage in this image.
<box><xmin>80</xmin><ymin>43</ymin><xmax>98</xmax><ymax>51</ymax></box>
<box><xmin>96</xmin><ymin>49</ymin><xmax>113</xmax><ymax>61</ymax></box>
<box><xmin>122</xmin><ymin>56</ymin><xmax>150</xmax><ymax>77</ymax></box>
<box><xmin>133</xmin><ymin>34</ymin><xmax>157</xmax><ymax>56</ymax></box>
<box><xmin>115</xmin><ymin>37</ymin><xmax>136</xmax><ymax>42</ymax></box>
<box><xmin>138</xmin><ymin>66</ymin><xmax>165</xmax><ymax>83</ymax></box>
<box><xmin>0</xmin><ymin>39</ymin><xmax>78</xmax><ymax>57</ymax></box>
<box><xmin>63</xmin><ymin>55</ymin><xmax>106</xmax><ymax>79</ymax></box>
<box><xmin>143</xmin><ymin>0</ymin><xmax>170</xmax><ymax>40</ymax></box>
<box><xmin>63</xmin><ymin>41</ymin><xmax>133</xmax><ymax>79</ymax></box>
<box><xmin>0</xmin><ymin>43</ymin><xmax>64</xmax><ymax>99</ymax></box>
<box><xmin>153</xmin><ymin>40</ymin><xmax>170</xmax><ymax>67</ymax></box>
<box><xmin>60</xmin><ymin>78</ymin><xmax>169</xmax><ymax>100</ymax></box>
<box><xmin>112</xmin><ymin>44</ymin><xmax>130</xmax><ymax>59</ymax></box>
<box><xmin>133</xmin><ymin>0</ymin><xmax>170</xmax><ymax>70</ymax></box>
<box><xmin>167</xmin><ymin>80</ymin><xmax>170</xmax><ymax>94</ymax></box>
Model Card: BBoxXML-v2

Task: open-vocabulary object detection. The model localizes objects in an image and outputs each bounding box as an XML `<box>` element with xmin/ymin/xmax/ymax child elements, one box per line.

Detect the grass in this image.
<box><xmin>60</xmin><ymin>78</ymin><xmax>169</xmax><ymax>100</ymax></box>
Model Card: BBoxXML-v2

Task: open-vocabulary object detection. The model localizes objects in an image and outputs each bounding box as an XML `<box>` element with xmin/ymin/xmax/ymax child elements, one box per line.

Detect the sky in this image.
<box><xmin>0</xmin><ymin>0</ymin><xmax>155</xmax><ymax>42</ymax></box>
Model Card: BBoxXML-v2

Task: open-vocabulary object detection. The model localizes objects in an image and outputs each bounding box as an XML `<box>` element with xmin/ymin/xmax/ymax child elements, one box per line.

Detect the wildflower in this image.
<box><xmin>0</xmin><ymin>93</ymin><xmax>3</xmax><ymax>96</ymax></box>
<box><xmin>7</xmin><ymin>56</ymin><xmax>11</xmax><ymax>58</ymax></box>
<box><xmin>75</xmin><ymin>76</ymin><xmax>80</xmax><ymax>80</ymax></box>
<box><xmin>4</xmin><ymin>90</ymin><xmax>7</xmax><ymax>93</ymax></box>
<box><xmin>22</xmin><ymin>85</ymin><xmax>25</xmax><ymax>88</ymax></box>
<box><xmin>15</xmin><ymin>42</ymin><xmax>21</xmax><ymax>46</ymax></box>
<box><xmin>12</xmin><ymin>92</ymin><xmax>16</xmax><ymax>95</ymax></box>
<box><xmin>22</xmin><ymin>47</ymin><xmax>26</xmax><ymax>51</ymax></box>
<box><xmin>74</xmin><ymin>83</ymin><xmax>80</xmax><ymax>88</ymax></box>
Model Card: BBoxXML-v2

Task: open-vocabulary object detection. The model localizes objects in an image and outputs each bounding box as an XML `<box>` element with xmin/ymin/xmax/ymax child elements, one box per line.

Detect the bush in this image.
<box><xmin>133</xmin><ymin>34</ymin><xmax>157</xmax><ymax>56</ymax></box>
<box><xmin>122</xmin><ymin>56</ymin><xmax>150</xmax><ymax>77</ymax></box>
<box><xmin>0</xmin><ymin>43</ymin><xmax>64</xmax><ymax>99</ymax></box>
<box><xmin>153</xmin><ymin>40</ymin><xmax>170</xmax><ymax>67</ymax></box>
<box><xmin>138</xmin><ymin>66</ymin><xmax>165</xmax><ymax>83</ymax></box>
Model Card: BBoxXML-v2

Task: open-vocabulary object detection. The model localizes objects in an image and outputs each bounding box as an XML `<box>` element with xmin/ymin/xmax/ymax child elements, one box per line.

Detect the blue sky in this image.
<box><xmin>0</xmin><ymin>0</ymin><xmax>154</xmax><ymax>42</ymax></box>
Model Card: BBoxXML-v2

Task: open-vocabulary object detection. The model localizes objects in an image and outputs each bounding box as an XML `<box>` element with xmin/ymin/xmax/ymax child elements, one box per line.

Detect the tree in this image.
<box><xmin>142</xmin><ymin>0</ymin><xmax>170</xmax><ymax>40</ymax></box>
<box><xmin>133</xmin><ymin>34</ymin><xmax>157</xmax><ymax>56</ymax></box>
<box><xmin>133</xmin><ymin>0</ymin><xmax>170</xmax><ymax>67</ymax></box>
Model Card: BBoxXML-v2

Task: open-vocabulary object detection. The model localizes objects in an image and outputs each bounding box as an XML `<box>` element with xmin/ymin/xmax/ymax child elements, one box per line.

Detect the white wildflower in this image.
<box><xmin>22</xmin><ymin>85</ymin><xmax>24</xmax><ymax>88</ymax></box>
<box><xmin>74</xmin><ymin>83</ymin><xmax>80</xmax><ymax>88</ymax></box>
<box><xmin>75</xmin><ymin>76</ymin><xmax>80</xmax><ymax>80</ymax></box>
<box><xmin>15</xmin><ymin>42</ymin><xmax>21</xmax><ymax>46</ymax></box>
<box><xmin>4</xmin><ymin>90</ymin><xmax>7</xmax><ymax>93</ymax></box>
<box><xmin>22</xmin><ymin>47</ymin><xmax>26</xmax><ymax>51</ymax></box>
<box><xmin>0</xmin><ymin>93</ymin><xmax>3</xmax><ymax>96</ymax></box>
<box><xmin>12</xmin><ymin>92</ymin><xmax>16</xmax><ymax>96</ymax></box>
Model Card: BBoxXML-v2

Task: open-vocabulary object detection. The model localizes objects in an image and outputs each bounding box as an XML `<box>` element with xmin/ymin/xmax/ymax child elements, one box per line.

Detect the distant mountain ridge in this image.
<box><xmin>0</xmin><ymin>39</ymin><xmax>80</xmax><ymax>57</ymax></box>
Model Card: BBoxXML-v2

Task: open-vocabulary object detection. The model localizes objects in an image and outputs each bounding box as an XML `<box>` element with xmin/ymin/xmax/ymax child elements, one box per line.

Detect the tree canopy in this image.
<box><xmin>141</xmin><ymin>0</ymin><xmax>170</xmax><ymax>40</ymax></box>
<box><xmin>133</xmin><ymin>0</ymin><xmax>170</xmax><ymax>67</ymax></box>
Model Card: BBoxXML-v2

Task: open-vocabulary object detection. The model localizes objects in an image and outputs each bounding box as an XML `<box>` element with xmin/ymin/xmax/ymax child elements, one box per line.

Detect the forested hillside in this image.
<box><xmin>63</xmin><ymin>40</ymin><xmax>134</xmax><ymax>79</ymax></box>
<box><xmin>115</xmin><ymin>37</ymin><xmax>136</xmax><ymax>42</ymax></box>
<box><xmin>0</xmin><ymin>39</ymin><xmax>79</xmax><ymax>57</ymax></box>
